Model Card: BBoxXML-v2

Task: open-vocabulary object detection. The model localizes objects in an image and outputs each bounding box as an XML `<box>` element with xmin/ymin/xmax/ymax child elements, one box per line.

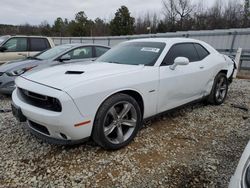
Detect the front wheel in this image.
<box><xmin>207</xmin><ymin>73</ymin><xmax>228</xmax><ymax>105</ymax></box>
<box><xmin>92</xmin><ymin>93</ymin><xmax>142</xmax><ymax>150</ymax></box>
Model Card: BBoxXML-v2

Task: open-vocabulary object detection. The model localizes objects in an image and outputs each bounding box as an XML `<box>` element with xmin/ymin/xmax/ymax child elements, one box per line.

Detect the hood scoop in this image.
<box><xmin>65</xmin><ymin>71</ymin><xmax>84</xmax><ymax>75</ymax></box>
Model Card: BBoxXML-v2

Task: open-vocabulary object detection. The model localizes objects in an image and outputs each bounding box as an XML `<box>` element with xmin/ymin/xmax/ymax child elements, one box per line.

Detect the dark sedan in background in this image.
<box><xmin>0</xmin><ymin>43</ymin><xmax>110</xmax><ymax>94</ymax></box>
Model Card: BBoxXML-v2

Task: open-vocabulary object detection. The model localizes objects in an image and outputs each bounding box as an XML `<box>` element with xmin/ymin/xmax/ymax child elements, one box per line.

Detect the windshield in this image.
<box><xmin>0</xmin><ymin>35</ymin><xmax>10</xmax><ymax>45</ymax></box>
<box><xmin>36</xmin><ymin>45</ymin><xmax>73</xmax><ymax>60</ymax></box>
<box><xmin>97</xmin><ymin>42</ymin><xmax>166</xmax><ymax>66</ymax></box>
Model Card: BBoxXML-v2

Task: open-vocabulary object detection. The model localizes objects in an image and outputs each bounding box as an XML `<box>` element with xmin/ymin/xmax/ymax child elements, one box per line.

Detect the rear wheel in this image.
<box><xmin>92</xmin><ymin>93</ymin><xmax>142</xmax><ymax>150</ymax></box>
<box><xmin>207</xmin><ymin>73</ymin><xmax>228</xmax><ymax>105</ymax></box>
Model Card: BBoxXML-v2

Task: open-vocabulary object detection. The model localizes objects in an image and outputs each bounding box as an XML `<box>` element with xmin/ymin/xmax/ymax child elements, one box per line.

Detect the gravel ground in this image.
<box><xmin>0</xmin><ymin>79</ymin><xmax>250</xmax><ymax>188</ymax></box>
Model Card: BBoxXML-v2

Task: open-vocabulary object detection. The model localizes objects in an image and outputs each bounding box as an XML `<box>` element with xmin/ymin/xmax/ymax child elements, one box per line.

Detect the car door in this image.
<box><xmin>0</xmin><ymin>37</ymin><xmax>28</xmax><ymax>63</ymax></box>
<box><xmin>60</xmin><ymin>46</ymin><xmax>94</xmax><ymax>63</ymax></box>
<box><xmin>158</xmin><ymin>43</ymin><xmax>210</xmax><ymax>113</ymax></box>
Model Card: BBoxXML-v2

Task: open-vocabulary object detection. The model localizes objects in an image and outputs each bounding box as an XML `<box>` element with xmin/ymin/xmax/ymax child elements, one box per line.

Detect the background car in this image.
<box><xmin>11</xmin><ymin>38</ymin><xmax>235</xmax><ymax>149</ymax></box>
<box><xmin>0</xmin><ymin>43</ymin><xmax>110</xmax><ymax>94</ymax></box>
<box><xmin>0</xmin><ymin>35</ymin><xmax>55</xmax><ymax>64</ymax></box>
<box><xmin>229</xmin><ymin>141</ymin><xmax>250</xmax><ymax>188</ymax></box>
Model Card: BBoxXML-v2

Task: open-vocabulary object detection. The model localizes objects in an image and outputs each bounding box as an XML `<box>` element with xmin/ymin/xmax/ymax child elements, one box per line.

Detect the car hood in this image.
<box><xmin>0</xmin><ymin>59</ymin><xmax>48</xmax><ymax>72</ymax></box>
<box><xmin>29</xmin><ymin>59</ymin><xmax>93</xmax><ymax>73</ymax></box>
<box><xmin>21</xmin><ymin>62</ymin><xmax>144</xmax><ymax>90</ymax></box>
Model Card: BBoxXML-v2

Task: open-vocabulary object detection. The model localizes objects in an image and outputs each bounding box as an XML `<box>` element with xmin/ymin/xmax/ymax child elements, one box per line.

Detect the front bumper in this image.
<box><xmin>0</xmin><ymin>73</ymin><xmax>16</xmax><ymax>94</ymax></box>
<box><xmin>12</xmin><ymin>77</ymin><xmax>94</xmax><ymax>142</ymax></box>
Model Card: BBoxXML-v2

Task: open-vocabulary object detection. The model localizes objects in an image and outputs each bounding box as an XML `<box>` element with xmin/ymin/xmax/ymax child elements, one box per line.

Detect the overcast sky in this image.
<box><xmin>0</xmin><ymin>0</ymin><xmax>239</xmax><ymax>25</ymax></box>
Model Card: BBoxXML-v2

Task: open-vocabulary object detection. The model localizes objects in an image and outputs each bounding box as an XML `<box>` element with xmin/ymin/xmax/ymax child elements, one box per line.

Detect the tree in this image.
<box><xmin>39</xmin><ymin>20</ymin><xmax>51</xmax><ymax>36</ymax></box>
<box><xmin>53</xmin><ymin>17</ymin><xmax>64</xmax><ymax>36</ymax></box>
<box><xmin>73</xmin><ymin>11</ymin><xmax>94</xmax><ymax>36</ymax></box>
<box><xmin>135</xmin><ymin>16</ymin><xmax>145</xmax><ymax>34</ymax></box>
<box><xmin>244</xmin><ymin>0</ymin><xmax>250</xmax><ymax>27</ymax></box>
<box><xmin>193</xmin><ymin>0</ymin><xmax>208</xmax><ymax>30</ymax></box>
<box><xmin>224</xmin><ymin>1</ymin><xmax>244</xmax><ymax>28</ymax></box>
<box><xmin>110</xmin><ymin>6</ymin><xmax>135</xmax><ymax>36</ymax></box>
<box><xmin>92</xmin><ymin>18</ymin><xmax>110</xmax><ymax>36</ymax></box>
<box><xmin>157</xmin><ymin>20</ymin><xmax>168</xmax><ymax>33</ymax></box>
<box><xmin>162</xmin><ymin>0</ymin><xmax>177</xmax><ymax>31</ymax></box>
<box><xmin>19</xmin><ymin>23</ymin><xmax>37</xmax><ymax>35</ymax></box>
<box><xmin>174</xmin><ymin>0</ymin><xmax>194</xmax><ymax>30</ymax></box>
<box><xmin>206</xmin><ymin>0</ymin><xmax>224</xmax><ymax>29</ymax></box>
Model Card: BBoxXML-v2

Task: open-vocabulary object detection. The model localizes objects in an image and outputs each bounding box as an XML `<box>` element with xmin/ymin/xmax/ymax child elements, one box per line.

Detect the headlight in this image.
<box><xmin>6</xmin><ymin>66</ymin><xmax>36</xmax><ymax>76</ymax></box>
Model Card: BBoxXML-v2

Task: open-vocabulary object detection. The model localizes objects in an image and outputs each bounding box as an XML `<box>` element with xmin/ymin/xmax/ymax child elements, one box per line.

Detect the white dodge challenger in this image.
<box><xmin>11</xmin><ymin>38</ymin><xmax>235</xmax><ymax>149</ymax></box>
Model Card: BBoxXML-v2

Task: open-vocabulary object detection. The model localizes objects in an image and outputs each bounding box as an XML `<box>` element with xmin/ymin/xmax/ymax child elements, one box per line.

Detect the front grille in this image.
<box><xmin>18</xmin><ymin>88</ymin><xmax>62</xmax><ymax>112</ymax></box>
<box><xmin>29</xmin><ymin>121</ymin><xmax>50</xmax><ymax>135</ymax></box>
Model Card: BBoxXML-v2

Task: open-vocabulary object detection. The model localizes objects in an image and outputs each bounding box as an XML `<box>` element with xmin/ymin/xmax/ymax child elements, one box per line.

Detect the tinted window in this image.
<box><xmin>97</xmin><ymin>42</ymin><xmax>166</xmax><ymax>66</ymax></box>
<box><xmin>3</xmin><ymin>38</ymin><xmax>28</xmax><ymax>52</ymax></box>
<box><xmin>64</xmin><ymin>46</ymin><xmax>93</xmax><ymax>59</ymax></box>
<box><xmin>30</xmin><ymin>38</ymin><xmax>49</xmax><ymax>51</ymax></box>
<box><xmin>95</xmin><ymin>46</ymin><xmax>109</xmax><ymax>57</ymax></box>
<box><xmin>194</xmin><ymin>43</ymin><xmax>210</xmax><ymax>60</ymax></box>
<box><xmin>162</xmin><ymin>43</ymin><xmax>200</xmax><ymax>65</ymax></box>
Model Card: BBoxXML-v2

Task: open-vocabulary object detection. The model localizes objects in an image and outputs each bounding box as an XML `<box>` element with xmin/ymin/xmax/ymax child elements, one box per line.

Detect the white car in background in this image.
<box><xmin>11</xmin><ymin>38</ymin><xmax>235</xmax><ymax>149</ymax></box>
<box><xmin>229</xmin><ymin>141</ymin><xmax>250</xmax><ymax>188</ymax></box>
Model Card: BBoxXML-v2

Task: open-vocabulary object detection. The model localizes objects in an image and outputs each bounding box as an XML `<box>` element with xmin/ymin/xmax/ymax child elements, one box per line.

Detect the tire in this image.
<box><xmin>207</xmin><ymin>73</ymin><xmax>228</xmax><ymax>105</ymax></box>
<box><xmin>92</xmin><ymin>93</ymin><xmax>142</xmax><ymax>150</ymax></box>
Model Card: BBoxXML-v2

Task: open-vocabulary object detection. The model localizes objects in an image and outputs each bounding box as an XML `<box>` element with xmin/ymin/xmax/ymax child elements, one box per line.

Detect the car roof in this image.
<box><xmin>126</xmin><ymin>37</ymin><xmax>204</xmax><ymax>44</ymax></box>
<box><xmin>9</xmin><ymin>35</ymin><xmax>50</xmax><ymax>38</ymax></box>
<box><xmin>57</xmin><ymin>43</ymin><xmax>110</xmax><ymax>48</ymax></box>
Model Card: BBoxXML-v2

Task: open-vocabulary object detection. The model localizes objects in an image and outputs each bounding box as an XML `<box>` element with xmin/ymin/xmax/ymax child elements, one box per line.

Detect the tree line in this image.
<box><xmin>0</xmin><ymin>0</ymin><xmax>249</xmax><ymax>37</ymax></box>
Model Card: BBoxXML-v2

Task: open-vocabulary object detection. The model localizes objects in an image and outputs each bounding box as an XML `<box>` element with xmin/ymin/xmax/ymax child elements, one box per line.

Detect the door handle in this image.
<box><xmin>199</xmin><ymin>66</ymin><xmax>204</xmax><ymax>69</ymax></box>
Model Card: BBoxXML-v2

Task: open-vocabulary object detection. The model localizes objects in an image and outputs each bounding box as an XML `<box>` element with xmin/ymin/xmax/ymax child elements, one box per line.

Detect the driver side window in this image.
<box><xmin>3</xmin><ymin>38</ymin><xmax>28</xmax><ymax>52</ymax></box>
<box><xmin>162</xmin><ymin>43</ymin><xmax>200</xmax><ymax>66</ymax></box>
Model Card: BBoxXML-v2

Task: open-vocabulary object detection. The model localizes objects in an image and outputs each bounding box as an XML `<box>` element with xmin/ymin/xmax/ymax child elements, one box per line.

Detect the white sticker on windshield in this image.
<box><xmin>141</xmin><ymin>47</ymin><xmax>160</xmax><ymax>53</ymax></box>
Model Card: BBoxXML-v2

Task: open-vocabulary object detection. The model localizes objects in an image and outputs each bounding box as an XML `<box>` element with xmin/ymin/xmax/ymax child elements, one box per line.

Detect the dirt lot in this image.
<box><xmin>0</xmin><ymin>79</ymin><xmax>250</xmax><ymax>188</ymax></box>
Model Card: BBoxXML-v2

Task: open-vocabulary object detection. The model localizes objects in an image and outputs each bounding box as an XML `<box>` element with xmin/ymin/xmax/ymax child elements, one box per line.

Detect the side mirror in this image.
<box><xmin>59</xmin><ymin>54</ymin><xmax>71</xmax><ymax>62</ymax></box>
<box><xmin>169</xmin><ymin>57</ymin><xmax>189</xmax><ymax>70</ymax></box>
<box><xmin>0</xmin><ymin>46</ymin><xmax>7</xmax><ymax>52</ymax></box>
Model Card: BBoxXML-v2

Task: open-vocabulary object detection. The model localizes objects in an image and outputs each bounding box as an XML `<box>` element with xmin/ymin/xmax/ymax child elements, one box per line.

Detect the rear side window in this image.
<box><xmin>194</xmin><ymin>43</ymin><xmax>210</xmax><ymax>60</ymax></box>
<box><xmin>30</xmin><ymin>38</ymin><xmax>50</xmax><ymax>51</ymax></box>
<box><xmin>162</xmin><ymin>43</ymin><xmax>200</xmax><ymax>65</ymax></box>
<box><xmin>64</xmin><ymin>46</ymin><xmax>93</xmax><ymax>59</ymax></box>
<box><xmin>95</xmin><ymin>46</ymin><xmax>109</xmax><ymax>57</ymax></box>
<box><xmin>3</xmin><ymin>38</ymin><xmax>28</xmax><ymax>52</ymax></box>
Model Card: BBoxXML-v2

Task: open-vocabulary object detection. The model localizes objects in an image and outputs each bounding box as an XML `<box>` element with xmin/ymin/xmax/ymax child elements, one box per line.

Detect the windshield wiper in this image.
<box><xmin>27</xmin><ymin>56</ymin><xmax>42</xmax><ymax>60</ymax></box>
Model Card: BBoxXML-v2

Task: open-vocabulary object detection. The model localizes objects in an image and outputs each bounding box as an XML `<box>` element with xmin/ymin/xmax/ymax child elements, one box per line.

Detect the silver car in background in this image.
<box><xmin>0</xmin><ymin>43</ymin><xmax>110</xmax><ymax>94</ymax></box>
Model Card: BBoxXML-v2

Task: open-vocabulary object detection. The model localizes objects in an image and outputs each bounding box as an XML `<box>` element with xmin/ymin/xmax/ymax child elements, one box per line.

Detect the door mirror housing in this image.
<box><xmin>170</xmin><ymin>57</ymin><xmax>189</xmax><ymax>70</ymax></box>
<box><xmin>0</xmin><ymin>46</ymin><xmax>7</xmax><ymax>52</ymax></box>
<box><xmin>59</xmin><ymin>54</ymin><xmax>71</xmax><ymax>62</ymax></box>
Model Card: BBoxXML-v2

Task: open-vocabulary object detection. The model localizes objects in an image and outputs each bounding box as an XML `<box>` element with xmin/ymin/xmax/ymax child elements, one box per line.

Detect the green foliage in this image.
<box><xmin>52</xmin><ymin>17</ymin><xmax>64</xmax><ymax>36</ymax></box>
<box><xmin>110</xmin><ymin>6</ymin><xmax>135</xmax><ymax>36</ymax></box>
<box><xmin>66</xmin><ymin>11</ymin><xmax>93</xmax><ymax>36</ymax></box>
